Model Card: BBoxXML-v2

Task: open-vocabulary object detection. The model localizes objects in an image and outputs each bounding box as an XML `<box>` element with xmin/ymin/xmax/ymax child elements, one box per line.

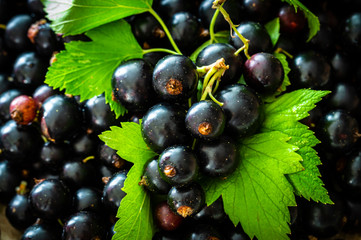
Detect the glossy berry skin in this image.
<box><xmin>193</xmin><ymin>197</ymin><xmax>226</xmax><ymax>222</ymax></box>
<box><xmin>71</xmin><ymin>132</ymin><xmax>99</xmax><ymax>157</ymax></box>
<box><xmin>0</xmin><ymin>160</ymin><xmax>21</xmax><ymax>204</ymax></box>
<box><xmin>155</xmin><ymin>201</ymin><xmax>183</xmax><ymax>231</ymax></box>
<box><xmin>300</xmin><ymin>193</ymin><xmax>345</xmax><ymax>238</ymax></box>
<box><xmin>61</xmin><ymin>160</ymin><xmax>98</xmax><ymax>191</ymax></box>
<box><xmin>343</xmin><ymin>13</ymin><xmax>361</xmax><ymax>52</ymax></box>
<box><xmin>0</xmin><ymin>89</ymin><xmax>23</xmax><ymax>122</ymax></box>
<box><xmin>73</xmin><ymin>187</ymin><xmax>103</xmax><ymax>213</ymax></box>
<box><xmin>197</xmin><ymin>135</ymin><xmax>239</xmax><ymax>178</ymax></box>
<box><xmin>0</xmin><ymin>120</ymin><xmax>43</xmax><ymax>163</ymax></box>
<box><xmin>62</xmin><ymin>211</ymin><xmax>107</xmax><ymax>240</ymax></box>
<box><xmin>9</xmin><ymin>95</ymin><xmax>39</xmax><ymax>125</ymax></box>
<box><xmin>4</xmin><ymin>14</ymin><xmax>33</xmax><ymax>52</ymax></box>
<box><xmin>141</xmin><ymin>103</ymin><xmax>190</xmax><ymax>153</ymax></box>
<box><xmin>29</xmin><ymin>179</ymin><xmax>72</xmax><ymax>219</ymax></box>
<box><xmin>185</xmin><ymin>223</ymin><xmax>224</xmax><ymax>240</ymax></box>
<box><xmin>216</xmin><ymin>84</ymin><xmax>264</xmax><ymax>138</ymax></box>
<box><xmin>40</xmin><ymin>95</ymin><xmax>83</xmax><ymax>142</ymax></box>
<box><xmin>155</xmin><ymin>0</ymin><xmax>195</xmax><ymax>21</ymax></box>
<box><xmin>13</xmin><ymin>52</ymin><xmax>49</xmax><ymax>90</ymax></box>
<box><xmin>185</xmin><ymin>100</ymin><xmax>225</xmax><ymax>141</ymax></box>
<box><xmin>242</xmin><ymin>0</ymin><xmax>277</xmax><ymax>23</ymax></box>
<box><xmin>169</xmin><ymin>12</ymin><xmax>201</xmax><ymax>55</ymax></box>
<box><xmin>229</xmin><ymin>21</ymin><xmax>272</xmax><ymax>56</ymax></box>
<box><xmin>102</xmin><ymin>171</ymin><xmax>127</xmax><ymax>216</ymax></box>
<box><xmin>40</xmin><ymin>141</ymin><xmax>69</xmax><ymax>172</ymax></box>
<box><xmin>340</xmin><ymin>151</ymin><xmax>361</xmax><ymax>200</ymax></box>
<box><xmin>329</xmin><ymin>82</ymin><xmax>359</xmax><ymax>112</ymax></box>
<box><xmin>98</xmin><ymin>143</ymin><xmax>126</xmax><ymax>170</ymax></box>
<box><xmin>196</xmin><ymin>43</ymin><xmax>243</xmax><ymax>86</ymax></box>
<box><xmin>243</xmin><ymin>52</ymin><xmax>284</xmax><ymax>95</ymax></box>
<box><xmin>198</xmin><ymin>0</ymin><xmax>243</xmax><ymax>32</ymax></box>
<box><xmin>167</xmin><ymin>182</ymin><xmax>205</xmax><ymax>218</ymax></box>
<box><xmin>112</xmin><ymin>59</ymin><xmax>155</xmax><ymax>112</ymax></box>
<box><xmin>32</xmin><ymin>84</ymin><xmax>59</xmax><ymax>105</ymax></box>
<box><xmin>153</xmin><ymin>55</ymin><xmax>198</xmax><ymax>102</ymax></box>
<box><xmin>291</xmin><ymin>51</ymin><xmax>331</xmax><ymax>89</ymax></box>
<box><xmin>141</xmin><ymin>159</ymin><xmax>171</xmax><ymax>194</ymax></box>
<box><xmin>28</xmin><ymin>20</ymin><xmax>60</xmax><ymax>57</ymax></box>
<box><xmin>83</xmin><ymin>94</ymin><xmax>117</xmax><ymax>134</ymax></box>
<box><xmin>158</xmin><ymin>145</ymin><xmax>198</xmax><ymax>186</ymax></box>
<box><xmin>6</xmin><ymin>193</ymin><xmax>36</xmax><ymax>230</ymax></box>
<box><xmin>317</xmin><ymin>110</ymin><xmax>359</xmax><ymax>151</ymax></box>
<box><xmin>21</xmin><ymin>222</ymin><xmax>62</xmax><ymax>240</ymax></box>
<box><xmin>278</xmin><ymin>4</ymin><xmax>307</xmax><ymax>35</ymax></box>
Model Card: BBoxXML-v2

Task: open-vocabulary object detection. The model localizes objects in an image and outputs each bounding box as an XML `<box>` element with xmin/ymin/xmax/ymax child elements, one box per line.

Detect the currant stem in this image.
<box><xmin>142</xmin><ymin>48</ymin><xmax>179</xmax><ymax>56</ymax></box>
<box><xmin>274</xmin><ymin>47</ymin><xmax>294</xmax><ymax>59</ymax></box>
<box><xmin>209</xmin><ymin>7</ymin><xmax>221</xmax><ymax>43</ymax></box>
<box><xmin>148</xmin><ymin>8</ymin><xmax>182</xmax><ymax>55</ymax></box>
<box><xmin>209</xmin><ymin>91</ymin><xmax>223</xmax><ymax>107</ymax></box>
<box><xmin>213</xmin><ymin>0</ymin><xmax>251</xmax><ymax>59</ymax></box>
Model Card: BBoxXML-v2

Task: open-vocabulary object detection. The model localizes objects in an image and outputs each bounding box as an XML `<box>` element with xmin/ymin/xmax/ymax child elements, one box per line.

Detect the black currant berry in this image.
<box><xmin>185</xmin><ymin>100</ymin><xmax>225</xmax><ymax>141</ymax></box>
<box><xmin>153</xmin><ymin>55</ymin><xmax>198</xmax><ymax>102</ymax></box>
<box><xmin>98</xmin><ymin>143</ymin><xmax>127</xmax><ymax>171</ymax></box>
<box><xmin>102</xmin><ymin>171</ymin><xmax>127</xmax><ymax>216</ymax></box>
<box><xmin>216</xmin><ymin>83</ymin><xmax>264</xmax><ymax>137</ymax></box>
<box><xmin>243</xmin><ymin>52</ymin><xmax>284</xmax><ymax>95</ymax></box>
<box><xmin>317</xmin><ymin>110</ymin><xmax>359</xmax><ymax>151</ymax></box>
<box><xmin>340</xmin><ymin>150</ymin><xmax>361</xmax><ymax>200</ymax></box>
<box><xmin>4</xmin><ymin>14</ymin><xmax>33</xmax><ymax>52</ymax></box>
<box><xmin>40</xmin><ymin>95</ymin><xmax>83</xmax><ymax>142</ymax></box>
<box><xmin>343</xmin><ymin>12</ymin><xmax>361</xmax><ymax>53</ymax></box>
<box><xmin>141</xmin><ymin>103</ymin><xmax>190</xmax><ymax>153</ymax></box>
<box><xmin>328</xmin><ymin>82</ymin><xmax>359</xmax><ymax>112</ymax></box>
<box><xmin>112</xmin><ymin>58</ymin><xmax>155</xmax><ymax>112</ymax></box>
<box><xmin>155</xmin><ymin>0</ymin><xmax>195</xmax><ymax>22</ymax></box>
<box><xmin>29</xmin><ymin>178</ymin><xmax>72</xmax><ymax>219</ymax></box>
<box><xmin>242</xmin><ymin>0</ymin><xmax>278</xmax><ymax>23</ymax></box>
<box><xmin>32</xmin><ymin>84</ymin><xmax>59</xmax><ymax>105</ymax></box>
<box><xmin>229</xmin><ymin>21</ymin><xmax>272</xmax><ymax>56</ymax></box>
<box><xmin>0</xmin><ymin>160</ymin><xmax>21</xmax><ymax>204</ymax></box>
<box><xmin>62</xmin><ymin>211</ymin><xmax>107</xmax><ymax>240</ymax></box>
<box><xmin>155</xmin><ymin>201</ymin><xmax>184</xmax><ymax>231</ymax></box>
<box><xmin>12</xmin><ymin>51</ymin><xmax>49</xmax><ymax>90</ymax></box>
<box><xmin>158</xmin><ymin>145</ymin><xmax>198</xmax><ymax>186</ymax></box>
<box><xmin>185</xmin><ymin>223</ymin><xmax>224</xmax><ymax>240</ymax></box>
<box><xmin>193</xmin><ymin>197</ymin><xmax>226</xmax><ymax>223</ymax></box>
<box><xmin>167</xmin><ymin>182</ymin><xmax>205</xmax><ymax>218</ymax></box>
<box><xmin>290</xmin><ymin>51</ymin><xmax>331</xmax><ymax>89</ymax></box>
<box><xmin>197</xmin><ymin>135</ymin><xmax>239</xmax><ymax>178</ymax></box>
<box><xmin>278</xmin><ymin>4</ymin><xmax>307</xmax><ymax>35</ymax></box>
<box><xmin>21</xmin><ymin>222</ymin><xmax>62</xmax><ymax>240</ymax></box>
<box><xmin>61</xmin><ymin>159</ymin><xmax>99</xmax><ymax>190</ymax></box>
<box><xmin>196</xmin><ymin>43</ymin><xmax>243</xmax><ymax>86</ymax></box>
<box><xmin>40</xmin><ymin>141</ymin><xmax>69</xmax><ymax>172</ymax></box>
<box><xmin>73</xmin><ymin>187</ymin><xmax>103</xmax><ymax>213</ymax></box>
<box><xmin>140</xmin><ymin>159</ymin><xmax>171</xmax><ymax>194</ymax></box>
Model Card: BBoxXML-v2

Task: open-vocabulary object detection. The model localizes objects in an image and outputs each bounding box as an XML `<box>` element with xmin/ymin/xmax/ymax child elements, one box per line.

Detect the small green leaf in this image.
<box><xmin>99</xmin><ymin>122</ymin><xmax>157</xmax><ymax>163</ymax></box>
<box><xmin>99</xmin><ymin>122</ymin><xmax>158</xmax><ymax>240</ymax></box>
<box><xmin>42</xmin><ymin>0</ymin><xmax>153</xmax><ymax>36</ymax></box>
<box><xmin>281</xmin><ymin>0</ymin><xmax>320</xmax><ymax>41</ymax></box>
<box><xmin>202</xmin><ymin>131</ymin><xmax>304</xmax><ymax>240</ymax></box>
<box><xmin>45</xmin><ymin>20</ymin><xmax>143</xmax><ymax>118</ymax></box>
<box><xmin>265</xmin><ymin>18</ymin><xmax>280</xmax><ymax>46</ymax></box>
<box><xmin>262</xmin><ymin>89</ymin><xmax>332</xmax><ymax>203</ymax></box>
<box><xmin>263</xmin><ymin>53</ymin><xmax>291</xmax><ymax>103</ymax></box>
<box><xmin>189</xmin><ymin>31</ymin><xmax>229</xmax><ymax>62</ymax></box>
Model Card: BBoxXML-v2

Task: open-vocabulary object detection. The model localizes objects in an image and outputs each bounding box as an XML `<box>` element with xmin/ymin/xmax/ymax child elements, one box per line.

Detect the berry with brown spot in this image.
<box><xmin>155</xmin><ymin>201</ymin><xmax>183</xmax><ymax>231</ymax></box>
<box><xmin>9</xmin><ymin>95</ymin><xmax>39</xmax><ymax>125</ymax></box>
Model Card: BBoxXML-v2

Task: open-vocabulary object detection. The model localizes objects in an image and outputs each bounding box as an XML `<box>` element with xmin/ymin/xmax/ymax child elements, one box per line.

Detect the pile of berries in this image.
<box><xmin>0</xmin><ymin>0</ymin><xmax>361</xmax><ymax>239</ymax></box>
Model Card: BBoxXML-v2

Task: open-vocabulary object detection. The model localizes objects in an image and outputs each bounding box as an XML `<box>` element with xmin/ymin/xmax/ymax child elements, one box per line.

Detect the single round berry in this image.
<box><xmin>167</xmin><ymin>182</ymin><xmax>205</xmax><ymax>218</ymax></box>
<box><xmin>21</xmin><ymin>222</ymin><xmax>62</xmax><ymax>240</ymax></box>
<box><xmin>243</xmin><ymin>52</ymin><xmax>284</xmax><ymax>95</ymax></box>
<box><xmin>185</xmin><ymin>100</ymin><xmax>225</xmax><ymax>141</ymax></box>
<box><xmin>4</xmin><ymin>14</ymin><xmax>33</xmax><ymax>52</ymax></box>
<box><xmin>153</xmin><ymin>55</ymin><xmax>198</xmax><ymax>102</ymax></box>
<box><xmin>102</xmin><ymin>171</ymin><xmax>127</xmax><ymax>216</ymax></box>
<box><xmin>112</xmin><ymin>58</ymin><xmax>155</xmax><ymax>112</ymax></box>
<box><xmin>73</xmin><ymin>187</ymin><xmax>103</xmax><ymax>213</ymax></box>
<box><xmin>155</xmin><ymin>201</ymin><xmax>183</xmax><ymax>231</ymax></box>
<box><xmin>278</xmin><ymin>4</ymin><xmax>307</xmax><ymax>35</ymax></box>
<box><xmin>141</xmin><ymin>103</ymin><xmax>190</xmax><ymax>153</ymax></box>
<box><xmin>197</xmin><ymin>135</ymin><xmax>239</xmax><ymax>178</ymax></box>
<box><xmin>6</xmin><ymin>189</ymin><xmax>35</xmax><ymax>230</ymax></box>
<box><xmin>216</xmin><ymin>83</ymin><xmax>264</xmax><ymax>137</ymax></box>
<box><xmin>140</xmin><ymin>159</ymin><xmax>171</xmax><ymax>194</ymax></box>
<box><xmin>193</xmin><ymin>197</ymin><xmax>226</xmax><ymax>222</ymax></box>
<box><xmin>9</xmin><ymin>95</ymin><xmax>39</xmax><ymax>125</ymax></box>
<box><xmin>98</xmin><ymin>143</ymin><xmax>127</xmax><ymax>171</ymax></box>
<box><xmin>0</xmin><ymin>160</ymin><xmax>21</xmax><ymax>204</ymax></box>
<box><xmin>158</xmin><ymin>145</ymin><xmax>198</xmax><ymax>186</ymax></box>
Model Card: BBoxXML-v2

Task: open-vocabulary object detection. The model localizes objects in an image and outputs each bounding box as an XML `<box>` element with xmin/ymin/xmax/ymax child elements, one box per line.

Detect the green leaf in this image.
<box><xmin>265</xmin><ymin>18</ymin><xmax>280</xmax><ymax>46</ymax></box>
<box><xmin>261</xmin><ymin>89</ymin><xmax>332</xmax><ymax>203</ymax></box>
<box><xmin>263</xmin><ymin>53</ymin><xmax>291</xmax><ymax>103</ymax></box>
<box><xmin>45</xmin><ymin>20</ymin><xmax>143</xmax><ymax>118</ymax></box>
<box><xmin>42</xmin><ymin>0</ymin><xmax>153</xmax><ymax>36</ymax></box>
<box><xmin>99</xmin><ymin>122</ymin><xmax>158</xmax><ymax>240</ymax></box>
<box><xmin>202</xmin><ymin>131</ymin><xmax>304</xmax><ymax>240</ymax></box>
<box><xmin>281</xmin><ymin>0</ymin><xmax>320</xmax><ymax>41</ymax></box>
<box><xmin>189</xmin><ymin>31</ymin><xmax>229</xmax><ymax>62</ymax></box>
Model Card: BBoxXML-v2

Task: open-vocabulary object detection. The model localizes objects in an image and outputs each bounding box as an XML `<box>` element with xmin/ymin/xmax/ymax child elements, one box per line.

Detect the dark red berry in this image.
<box><xmin>9</xmin><ymin>95</ymin><xmax>39</xmax><ymax>125</ymax></box>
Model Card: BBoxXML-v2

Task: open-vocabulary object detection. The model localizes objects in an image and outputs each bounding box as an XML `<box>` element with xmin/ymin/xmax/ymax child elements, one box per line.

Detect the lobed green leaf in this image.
<box><xmin>42</xmin><ymin>0</ymin><xmax>153</xmax><ymax>36</ymax></box>
<box><xmin>265</xmin><ymin>17</ymin><xmax>280</xmax><ymax>46</ymax></box>
<box><xmin>45</xmin><ymin>20</ymin><xmax>143</xmax><ymax>118</ymax></box>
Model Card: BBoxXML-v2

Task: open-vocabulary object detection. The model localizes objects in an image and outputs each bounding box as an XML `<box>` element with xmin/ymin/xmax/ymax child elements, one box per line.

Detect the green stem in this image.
<box><xmin>209</xmin><ymin>8</ymin><xmax>221</xmax><ymax>43</ymax></box>
<box><xmin>188</xmin><ymin>97</ymin><xmax>192</xmax><ymax>108</ymax></box>
<box><xmin>148</xmin><ymin>8</ymin><xmax>182</xmax><ymax>55</ymax></box>
<box><xmin>209</xmin><ymin>91</ymin><xmax>223</xmax><ymax>107</ymax></box>
<box><xmin>200</xmin><ymin>71</ymin><xmax>223</xmax><ymax>101</ymax></box>
<box><xmin>142</xmin><ymin>48</ymin><xmax>179</xmax><ymax>56</ymax></box>
<box><xmin>216</xmin><ymin>4</ymin><xmax>251</xmax><ymax>59</ymax></box>
<box><xmin>202</xmin><ymin>68</ymin><xmax>218</xmax><ymax>93</ymax></box>
<box><xmin>212</xmin><ymin>78</ymin><xmax>220</xmax><ymax>94</ymax></box>
<box><xmin>274</xmin><ymin>47</ymin><xmax>294</xmax><ymax>59</ymax></box>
